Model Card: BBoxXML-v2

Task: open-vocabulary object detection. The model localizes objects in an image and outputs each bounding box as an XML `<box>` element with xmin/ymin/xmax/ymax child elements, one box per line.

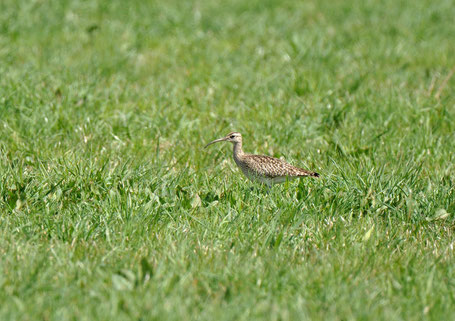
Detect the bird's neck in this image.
<box><xmin>233</xmin><ymin>142</ymin><xmax>244</xmax><ymax>160</ymax></box>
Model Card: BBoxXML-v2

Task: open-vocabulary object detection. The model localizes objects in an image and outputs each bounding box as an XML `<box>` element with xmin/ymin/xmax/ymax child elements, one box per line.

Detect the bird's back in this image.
<box><xmin>236</xmin><ymin>154</ymin><xmax>319</xmax><ymax>181</ymax></box>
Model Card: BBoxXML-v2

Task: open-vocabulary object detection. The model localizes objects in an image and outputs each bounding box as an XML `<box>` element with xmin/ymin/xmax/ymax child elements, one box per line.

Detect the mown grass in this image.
<box><xmin>1</xmin><ymin>0</ymin><xmax>455</xmax><ymax>320</ymax></box>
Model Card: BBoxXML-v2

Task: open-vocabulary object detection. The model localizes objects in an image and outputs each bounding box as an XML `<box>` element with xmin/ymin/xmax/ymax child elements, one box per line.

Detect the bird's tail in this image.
<box><xmin>297</xmin><ymin>169</ymin><xmax>320</xmax><ymax>177</ymax></box>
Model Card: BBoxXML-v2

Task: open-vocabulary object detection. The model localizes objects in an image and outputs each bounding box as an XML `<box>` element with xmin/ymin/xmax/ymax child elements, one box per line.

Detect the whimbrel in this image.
<box><xmin>205</xmin><ymin>132</ymin><xmax>319</xmax><ymax>186</ymax></box>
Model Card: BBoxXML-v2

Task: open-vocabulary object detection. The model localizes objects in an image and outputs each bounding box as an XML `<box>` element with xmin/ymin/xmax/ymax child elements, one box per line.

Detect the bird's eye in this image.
<box><xmin>230</xmin><ymin>135</ymin><xmax>235</xmax><ymax>139</ymax></box>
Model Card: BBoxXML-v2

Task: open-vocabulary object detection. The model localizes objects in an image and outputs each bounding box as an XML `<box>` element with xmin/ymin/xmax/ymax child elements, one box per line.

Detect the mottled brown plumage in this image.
<box><xmin>205</xmin><ymin>132</ymin><xmax>319</xmax><ymax>186</ymax></box>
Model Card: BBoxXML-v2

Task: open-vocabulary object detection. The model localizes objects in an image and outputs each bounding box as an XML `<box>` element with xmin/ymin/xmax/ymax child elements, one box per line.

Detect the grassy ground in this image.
<box><xmin>1</xmin><ymin>0</ymin><xmax>455</xmax><ymax>319</ymax></box>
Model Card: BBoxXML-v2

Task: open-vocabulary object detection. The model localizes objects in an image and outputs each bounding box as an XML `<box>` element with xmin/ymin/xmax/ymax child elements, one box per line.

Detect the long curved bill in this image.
<box><xmin>204</xmin><ymin>137</ymin><xmax>227</xmax><ymax>148</ymax></box>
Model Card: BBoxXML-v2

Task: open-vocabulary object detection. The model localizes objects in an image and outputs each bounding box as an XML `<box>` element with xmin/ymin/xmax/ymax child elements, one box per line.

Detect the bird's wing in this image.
<box><xmin>244</xmin><ymin>154</ymin><xmax>316</xmax><ymax>178</ymax></box>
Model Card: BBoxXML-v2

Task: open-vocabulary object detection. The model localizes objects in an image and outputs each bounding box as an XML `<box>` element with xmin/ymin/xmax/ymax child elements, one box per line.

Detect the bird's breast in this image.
<box><xmin>235</xmin><ymin>162</ymin><xmax>271</xmax><ymax>184</ymax></box>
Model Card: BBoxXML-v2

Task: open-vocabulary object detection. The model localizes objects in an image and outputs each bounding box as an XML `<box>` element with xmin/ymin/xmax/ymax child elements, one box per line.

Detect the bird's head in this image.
<box><xmin>204</xmin><ymin>132</ymin><xmax>242</xmax><ymax>148</ymax></box>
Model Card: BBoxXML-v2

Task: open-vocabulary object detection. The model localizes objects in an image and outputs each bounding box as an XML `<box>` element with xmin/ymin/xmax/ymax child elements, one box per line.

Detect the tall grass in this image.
<box><xmin>1</xmin><ymin>0</ymin><xmax>454</xmax><ymax>320</ymax></box>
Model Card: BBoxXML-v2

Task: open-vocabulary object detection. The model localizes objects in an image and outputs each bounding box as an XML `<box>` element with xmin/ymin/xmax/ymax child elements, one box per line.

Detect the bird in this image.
<box><xmin>204</xmin><ymin>132</ymin><xmax>319</xmax><ymax>186</ymax></box>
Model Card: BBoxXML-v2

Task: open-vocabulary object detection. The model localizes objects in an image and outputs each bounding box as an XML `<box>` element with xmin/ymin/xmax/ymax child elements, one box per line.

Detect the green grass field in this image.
<box><xmin>1</xmin><ymin>0</ymin><xmax>455</xmax><ymax>319</ymax></box>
